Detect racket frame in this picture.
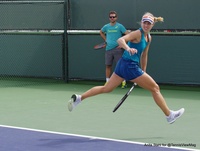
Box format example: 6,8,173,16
94,42,106,49
112,83,136,112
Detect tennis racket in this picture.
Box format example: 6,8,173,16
94,42,106,50
113,83,136,112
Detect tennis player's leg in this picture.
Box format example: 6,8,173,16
133,73,170,115
68,73,123,111
132,72,184,124
82,73,123,100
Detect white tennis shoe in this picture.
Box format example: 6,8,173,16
68,94,81,112
166,108,185,124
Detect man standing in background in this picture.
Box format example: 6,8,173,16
100,11,130,88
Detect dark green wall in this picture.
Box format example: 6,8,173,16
0,1,64,78
0,34,63,78
68,34,200,85
68,35,105,80
148,35,199,85
69,0,200,30
0,2,64,29
68,0,200,85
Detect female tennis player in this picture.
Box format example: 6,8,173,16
68,12,184,124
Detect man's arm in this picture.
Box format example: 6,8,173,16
100,30,106,42
124,30,131,35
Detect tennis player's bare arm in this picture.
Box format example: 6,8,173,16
117,30,141,55
140,35,152,72
140,45,149,72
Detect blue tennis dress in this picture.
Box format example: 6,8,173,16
115,28,150,80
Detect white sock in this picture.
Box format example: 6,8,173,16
74,95,81,106
166,110,173,118
106,78,110,82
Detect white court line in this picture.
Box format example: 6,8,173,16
0,124,198,151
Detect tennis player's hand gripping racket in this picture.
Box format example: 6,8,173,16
113,83,136,112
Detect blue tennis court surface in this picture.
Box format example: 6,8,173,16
0,125,196,151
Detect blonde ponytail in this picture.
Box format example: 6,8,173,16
142,12,164,24
154,17,164,22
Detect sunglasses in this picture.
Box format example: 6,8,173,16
109,16,116,18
